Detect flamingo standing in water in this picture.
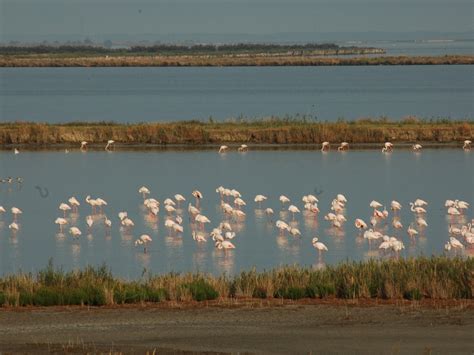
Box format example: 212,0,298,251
69,226,82,238
254,195,267,208
59,203,71,217
354,218,367,230
135,234,152,253
391,200,402,213
11,207,22,221
413,144,422,151
219,145,229,153
68,197,80,212
382,142,393,153
321,142,330,152
463,140,471,150
279,195,290,206
105,140,115,151
174,194,186,207
138,186,150,199
215,239,235,250
80,141,88,150
55,217,68,232
192,190,203,207
312,237,328,255
237,144,248,152
337,142,349,151
288,205,300,220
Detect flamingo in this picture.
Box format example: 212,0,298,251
69,226,82,238
449,237,464,250
382,142,393,153
289,227,301,237
265,208,274,218
414,199,428,207
219,222,232,231
55,217,68,231
80,141,88,150
412,144,422,151
391,200,402,212
105,140,115,151
192,231,207,243
392,220,403,229
164,198,176,206
118,211,128,221
215,240,236,250
278,195,290,206
219,145,229,153
14,148,20,155
416,217,428,228
59,203,71,217
195,214,211,229
174,194,186,207
336,194,347,204
234,198,246,209
9,222,19,231
276,220,289,235
312,237,328,255
68,196,80,212
135,234,152,253
85,195,98,213
11,207,22,221
410,203,426,214
138,186,150,199
288,205,300,220
237,144,248,152
407,225,418,237
449,225,462,235
321,142,330,151
254,195,267,207
337,142,349,151
86,215,93,230
0,206,6,214
121,217,135,228
370,200,383,209
463,140,471,150
354,218,367,230
447,207,461,216
104,215,112,228
165,205,176,215
192,190,203,207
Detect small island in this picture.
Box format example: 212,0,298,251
2,42,473,67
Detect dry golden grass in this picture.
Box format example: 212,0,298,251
0,118,472,146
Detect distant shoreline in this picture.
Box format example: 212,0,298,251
1,54,473,67
0,118,472,147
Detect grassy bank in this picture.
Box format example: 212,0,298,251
1,54,473,67
0,118,472,146
0,257,472,307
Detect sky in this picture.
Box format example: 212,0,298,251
0,0,473,42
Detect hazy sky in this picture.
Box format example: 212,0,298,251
0,0,472,42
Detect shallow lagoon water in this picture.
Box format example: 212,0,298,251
0,149,473,279
1,65,473,122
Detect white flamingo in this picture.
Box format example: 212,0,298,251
312,237,328,255
321,141,330,151
219,145,229,153
135,234,152,253
105,140,115,151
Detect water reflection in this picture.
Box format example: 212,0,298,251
0,149,472,278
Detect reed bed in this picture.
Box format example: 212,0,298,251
0,117,472,146
1,54,473,67
0,257,471,307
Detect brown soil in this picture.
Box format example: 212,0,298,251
0,300,473,354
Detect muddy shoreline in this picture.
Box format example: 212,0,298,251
0,302,472,354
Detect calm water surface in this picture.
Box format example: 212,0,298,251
0,149,472,278
1,66,473,122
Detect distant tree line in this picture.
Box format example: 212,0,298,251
0,43,379,56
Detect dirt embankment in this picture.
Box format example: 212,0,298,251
1,54,473,67
0,302,472,354
0,121,472,146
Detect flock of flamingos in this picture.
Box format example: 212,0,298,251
1,138,472,266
